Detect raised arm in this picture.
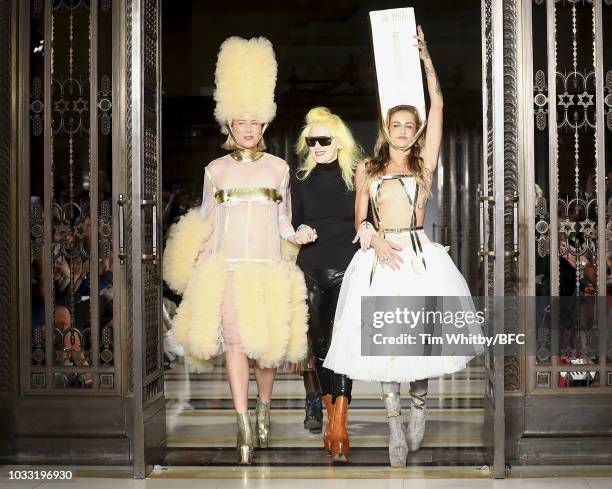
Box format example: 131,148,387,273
417,25,443,174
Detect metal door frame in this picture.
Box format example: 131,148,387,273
121,0,165,477
481,0,521,478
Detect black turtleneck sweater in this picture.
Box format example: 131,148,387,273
290,159,358,270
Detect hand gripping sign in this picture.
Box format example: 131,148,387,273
369,8,426,150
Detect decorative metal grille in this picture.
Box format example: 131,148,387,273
529,0,611,391
25,0,116,392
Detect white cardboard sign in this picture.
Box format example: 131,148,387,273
369,8,426,127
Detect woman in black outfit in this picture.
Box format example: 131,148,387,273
291,106,362,463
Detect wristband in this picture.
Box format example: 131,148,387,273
280,227,295,240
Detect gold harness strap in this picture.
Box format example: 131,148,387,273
214,187,282,204
397,177,427,272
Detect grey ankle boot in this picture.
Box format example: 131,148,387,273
381,382,408,468
407,384,428,452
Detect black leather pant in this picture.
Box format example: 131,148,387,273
303,268,353,403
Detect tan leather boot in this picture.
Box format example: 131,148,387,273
322,394,334,452
330,395,349,464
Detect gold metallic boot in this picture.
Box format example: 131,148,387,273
236,411,254,464
255,397,271,448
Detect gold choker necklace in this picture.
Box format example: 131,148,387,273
230,148,264,163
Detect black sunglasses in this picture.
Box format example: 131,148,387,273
305,136,333,147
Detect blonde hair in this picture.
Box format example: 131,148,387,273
295,107,362,190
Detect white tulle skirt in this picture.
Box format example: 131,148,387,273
324,229,481,383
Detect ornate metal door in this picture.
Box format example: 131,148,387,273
12,0,164,475
517,0,612,463
485,0,612,468
20,0,122,395
524,0,612,393
17,0,134,411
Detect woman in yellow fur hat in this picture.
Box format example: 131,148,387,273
163,36,313,465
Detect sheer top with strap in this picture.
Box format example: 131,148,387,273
198,153,294,264
369,174,430,272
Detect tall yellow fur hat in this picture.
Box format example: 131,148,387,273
213,36,278,134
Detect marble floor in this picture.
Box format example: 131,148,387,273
3,360,611,483
163,357,487,467
1,474,612,489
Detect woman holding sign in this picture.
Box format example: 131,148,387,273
324,25,478,468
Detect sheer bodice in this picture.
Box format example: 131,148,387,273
369,174,428,231
199,153,294,264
